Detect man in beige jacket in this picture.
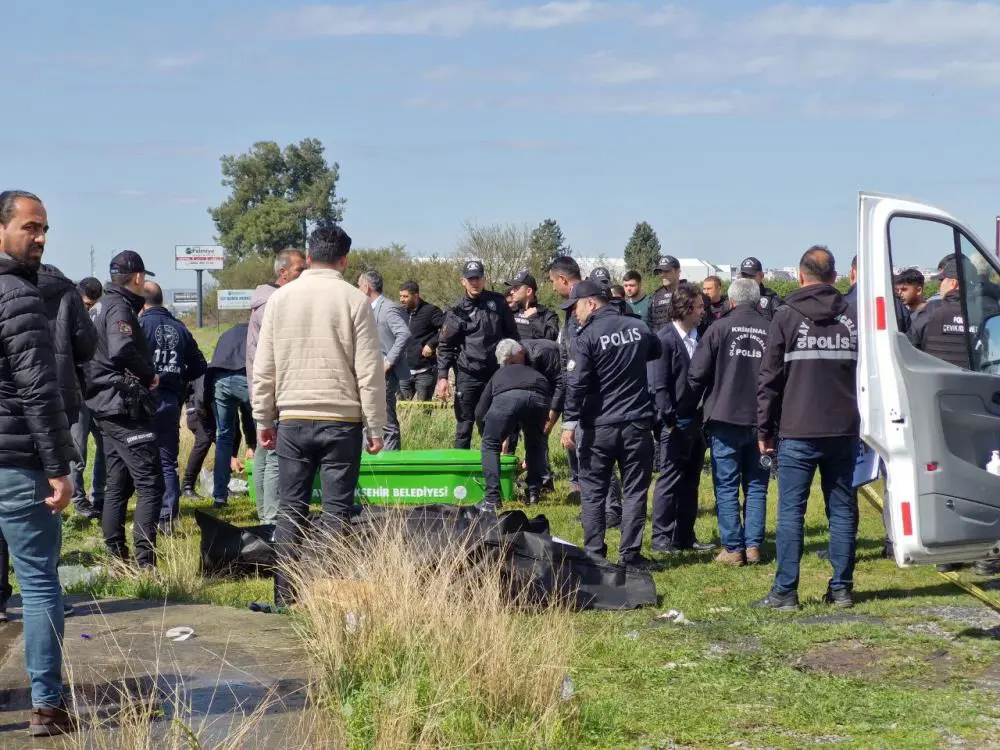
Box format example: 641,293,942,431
252,224,386,607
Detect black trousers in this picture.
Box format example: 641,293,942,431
273,419,363,607
578,421,654,560
182,416,214,491
453,372,488,449
97,415,165,568
651,422,706,549
480,390,548,505
399,370,435,402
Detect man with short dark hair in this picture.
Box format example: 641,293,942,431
507,268,559,341
622,270,649,320
360,269,411,451
646,255,681,332
78,276,103,315
755,246,860,611
651,283,714,554
84,250,162,569
845,255,910,332
548,256,585,501
436,260,520,448
738,257,783,321
141,281,206,533
253,224,385,607
398,281,444,402
246,248,306,523
701,275,727,322
0,190,78,735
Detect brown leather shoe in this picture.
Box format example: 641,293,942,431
29,704,78,737
715,549,746,566
746,547,762,565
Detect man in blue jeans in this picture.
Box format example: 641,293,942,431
688,278,771,566
206,322,251,508
755,246,860,611
0,189,78,736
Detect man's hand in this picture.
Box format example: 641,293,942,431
384,360,392,374
150,374,160,390
522,306,537,319
45,476,72,514
246,447,255,460
366,435,384,455
560,428,576,451
758,438,776,456
543,410,559,436
435,378,451,401
230,457,245,474
501,438,511,455
259,427,277,451
421,344,434,358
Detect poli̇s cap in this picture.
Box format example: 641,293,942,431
110,250,155,278
935,254,978,281
740,257,763,276
462,260,485,279
655,255,680,272
589,266,612,285
561,279,609,310
507,268,537,290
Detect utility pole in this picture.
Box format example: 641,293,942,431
90,245,95,277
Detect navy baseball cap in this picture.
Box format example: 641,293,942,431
935,254,977,281
561,279,609,309
462,260,485,279
110,250,155,277
740,257,763,276
655,255,680,272
507,268,537,290
589,266,612,285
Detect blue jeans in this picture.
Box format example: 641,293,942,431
774,437,859,594
71,403,106,510
213,373,249,504
0,467,64,707
154,392,181,521
707,423,769,551
253,443,281,524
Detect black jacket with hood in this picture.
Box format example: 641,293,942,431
757,284,859,441
37,264,98,425
0,255,76,476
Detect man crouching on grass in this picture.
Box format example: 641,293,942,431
252,225,386,609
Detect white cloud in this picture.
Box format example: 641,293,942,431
153,54,204,71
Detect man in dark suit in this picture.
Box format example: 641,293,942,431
359,270,411,451
651,283,716,554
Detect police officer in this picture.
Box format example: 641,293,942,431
561,280,662,569
738,257,783,321
140,281,206,534
646,255,681,332
754,246,859,610
688,278,770,566
436,260,520,448
475,339,552,511
508,269,559,341
83,251,163,568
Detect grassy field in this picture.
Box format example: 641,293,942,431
54,324,1000,748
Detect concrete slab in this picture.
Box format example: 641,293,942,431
0,596,316,748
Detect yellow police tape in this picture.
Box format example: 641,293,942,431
396,400,451,410
858,484,1000,615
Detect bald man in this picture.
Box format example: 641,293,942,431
140,282,206,533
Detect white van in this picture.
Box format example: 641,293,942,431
857,193,1000,569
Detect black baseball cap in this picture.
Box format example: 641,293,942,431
561,279,609,310
110,250,154,277
462,260,485,279
935,254,977,281
589,266,612,285
655,255,680,272
507,268,537,290
740,257,763,276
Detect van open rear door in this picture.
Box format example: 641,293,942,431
857,192,1000,567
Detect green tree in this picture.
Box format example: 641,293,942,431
208,138,345,261
623,221,662,276
528,218,570,273
456,222,532,291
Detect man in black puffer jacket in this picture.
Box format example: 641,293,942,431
0,190,77,736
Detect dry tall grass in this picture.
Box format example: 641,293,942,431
285,513,578,749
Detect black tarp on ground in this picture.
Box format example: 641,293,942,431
195,505,658,611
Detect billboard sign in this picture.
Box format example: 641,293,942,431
175,245,225,271
217,289,253,311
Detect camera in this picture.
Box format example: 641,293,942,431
760,453,778,478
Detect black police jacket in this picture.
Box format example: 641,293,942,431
437,290,519,380
688,304,769,427
652,323,701,427
0,255,76,477
908,290,1000,370
513,302,559,342
405,299,444,372
140,306,207,402
563,306,661,428
84,284,156,419
757,284,858,442
522,338,564,413
646,286,674,332
756,285,784,322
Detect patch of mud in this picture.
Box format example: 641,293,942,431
795,640,890,679
798,614,885,626
920,606,1000,630
703,637,762,660
906,622,955,640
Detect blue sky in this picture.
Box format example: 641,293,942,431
5,0,1000,290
